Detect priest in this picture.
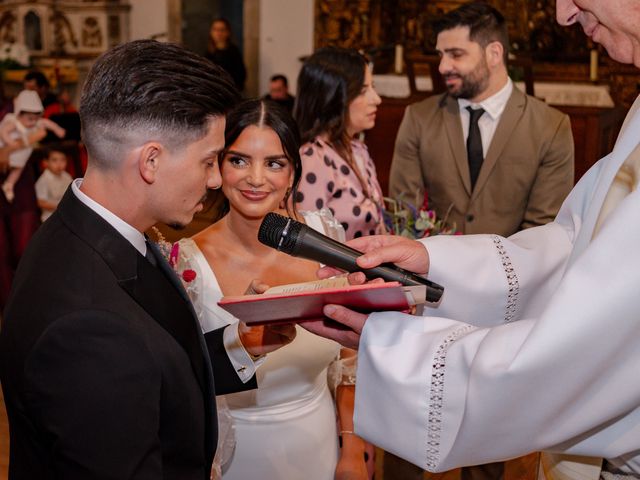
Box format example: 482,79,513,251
302,1,640,478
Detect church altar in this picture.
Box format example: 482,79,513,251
366,76,626,196
372,74,615,108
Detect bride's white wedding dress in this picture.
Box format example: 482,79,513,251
177,210,343,480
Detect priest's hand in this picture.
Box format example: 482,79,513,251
238,279,297,357
301,304,368,350
316,234,429,280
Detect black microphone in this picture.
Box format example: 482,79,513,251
258,212,444,304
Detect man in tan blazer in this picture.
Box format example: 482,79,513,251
389,4,573,479
389,3,574,237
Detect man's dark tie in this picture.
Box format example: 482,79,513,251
145,241,158,267
466,106,486,190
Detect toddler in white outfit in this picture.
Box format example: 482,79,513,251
1,90,65,202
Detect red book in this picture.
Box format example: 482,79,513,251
218,278,425,325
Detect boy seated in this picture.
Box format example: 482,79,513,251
35,148,72,222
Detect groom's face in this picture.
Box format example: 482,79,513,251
153,117,225,229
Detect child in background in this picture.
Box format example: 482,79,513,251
35,148,72,222
1,90,66,202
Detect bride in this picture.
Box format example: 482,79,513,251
175,99,368,479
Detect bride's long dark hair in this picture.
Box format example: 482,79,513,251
210,98,303,222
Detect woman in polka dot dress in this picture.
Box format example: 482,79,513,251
294,47,385,241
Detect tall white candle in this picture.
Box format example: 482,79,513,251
590,49,598,82
395,44,403,74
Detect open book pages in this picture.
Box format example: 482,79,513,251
264,277,426,306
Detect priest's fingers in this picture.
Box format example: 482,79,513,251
323,305,366,335
352,237,429,275
316,269,384,286
345,233,407,252
317,265,345,279
299,318,361,350
299,305,367,349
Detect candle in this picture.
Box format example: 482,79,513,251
590,49,598,82
394,44,403,74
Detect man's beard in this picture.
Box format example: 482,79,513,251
444,57,491,100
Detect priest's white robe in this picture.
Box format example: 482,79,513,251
353,96,640,476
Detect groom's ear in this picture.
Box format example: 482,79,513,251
138,142,163,184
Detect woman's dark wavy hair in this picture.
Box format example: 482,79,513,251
293,46,368,160
211,98,303,221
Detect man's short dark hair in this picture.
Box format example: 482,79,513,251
24,70,50,89
79,39,240,169
433,2,509,63
270,74,288,87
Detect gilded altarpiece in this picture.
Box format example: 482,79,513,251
314,0,639,108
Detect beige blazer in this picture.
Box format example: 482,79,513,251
389,88,574,236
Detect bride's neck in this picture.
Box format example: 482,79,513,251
222,211,275,255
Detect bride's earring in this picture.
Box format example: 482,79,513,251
279,186,292,209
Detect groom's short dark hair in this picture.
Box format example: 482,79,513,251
80,39,240,169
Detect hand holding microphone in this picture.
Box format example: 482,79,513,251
258,212,444,304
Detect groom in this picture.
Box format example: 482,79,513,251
0,40,295,479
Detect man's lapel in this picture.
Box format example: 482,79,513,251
120,256,208,392
471,88,525,201
57,186,219,466
147,240,216,391
57,190,208,393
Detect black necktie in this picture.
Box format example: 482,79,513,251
145,241,158,267
466,106,486,190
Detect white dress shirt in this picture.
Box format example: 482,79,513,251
458,78,514,158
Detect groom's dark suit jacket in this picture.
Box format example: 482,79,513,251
0,188,256,480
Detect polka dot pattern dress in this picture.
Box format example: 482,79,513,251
296,137,385,240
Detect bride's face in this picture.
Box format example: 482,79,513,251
220,125,293,220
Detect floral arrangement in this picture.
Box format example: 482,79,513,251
382,192,458,239
151,227,198,286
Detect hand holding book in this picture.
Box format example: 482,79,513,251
236,279,298,356
218,276,426,325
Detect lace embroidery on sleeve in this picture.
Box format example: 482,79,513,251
491,235,520,323
426,324,475,470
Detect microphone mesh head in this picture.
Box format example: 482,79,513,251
258,212,303,254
